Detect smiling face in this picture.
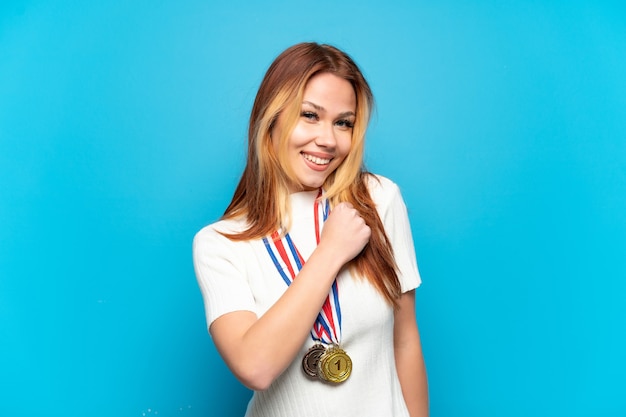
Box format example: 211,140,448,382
273,72,357,192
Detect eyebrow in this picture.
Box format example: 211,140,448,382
302,101,355,118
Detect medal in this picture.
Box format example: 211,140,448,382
302,344,325,378
317,345,352,383
264,191,352,384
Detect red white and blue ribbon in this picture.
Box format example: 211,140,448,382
262,191,341,346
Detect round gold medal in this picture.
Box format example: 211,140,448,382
302,344,325,378
317,346,352,383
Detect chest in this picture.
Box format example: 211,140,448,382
241,235,394,344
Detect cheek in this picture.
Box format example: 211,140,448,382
271,122,282,153
287,122,311,148
337,132,353,156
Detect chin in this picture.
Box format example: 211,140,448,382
299,183,322,191
298,179,325,191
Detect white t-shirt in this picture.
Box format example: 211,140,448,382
193,174,421,417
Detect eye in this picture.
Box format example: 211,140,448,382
301,111,319,121
335,119,355,129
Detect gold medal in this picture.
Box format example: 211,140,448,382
302,344,325,378
317,345,352,383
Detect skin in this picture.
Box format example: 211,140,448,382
210,72,428,415
395,290,429,416
275,72,356,193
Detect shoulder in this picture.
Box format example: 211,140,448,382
192,217,255,286
193,217,249,251
364,173,421,291
192,218,258,327
363,173,412,224
364,173,402,205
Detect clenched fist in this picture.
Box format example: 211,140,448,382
319,202,371,266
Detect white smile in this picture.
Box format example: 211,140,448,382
302,153,331,165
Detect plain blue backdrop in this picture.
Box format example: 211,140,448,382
1,1,625,416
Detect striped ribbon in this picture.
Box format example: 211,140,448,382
262,190,341,345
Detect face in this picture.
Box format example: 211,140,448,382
273,72,357,192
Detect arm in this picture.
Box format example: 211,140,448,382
394,290,429,417
208,203,370,391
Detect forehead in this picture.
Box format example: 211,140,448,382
303,73,356,112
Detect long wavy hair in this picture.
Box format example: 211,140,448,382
222,42,401,306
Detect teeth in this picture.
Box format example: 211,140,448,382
303,153,331,165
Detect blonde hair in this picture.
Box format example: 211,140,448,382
223,42,401,306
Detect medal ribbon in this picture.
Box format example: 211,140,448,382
262,190,341,346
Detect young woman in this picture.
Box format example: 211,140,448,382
193,42,428,417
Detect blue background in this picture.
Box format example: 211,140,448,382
1,1,625,416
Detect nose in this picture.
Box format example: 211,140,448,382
314,122,337,149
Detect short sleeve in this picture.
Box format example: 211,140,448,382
369,176,422,293
192,224,256,330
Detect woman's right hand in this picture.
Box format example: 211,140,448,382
318,202,371,266
202,202,371,391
